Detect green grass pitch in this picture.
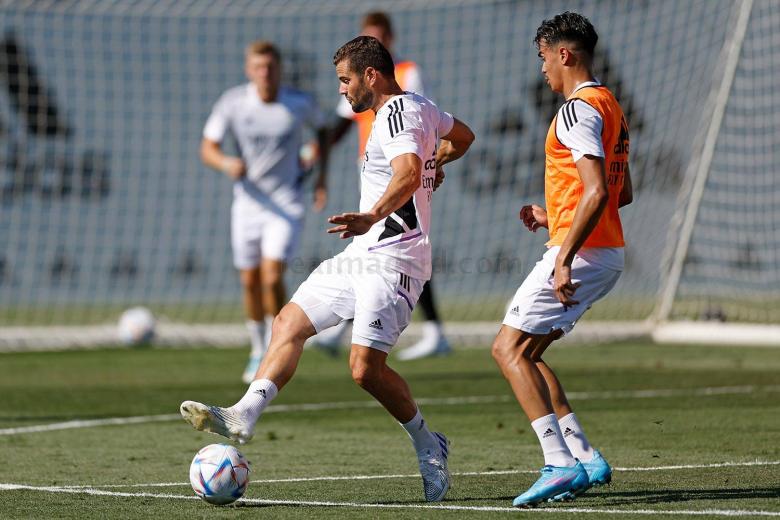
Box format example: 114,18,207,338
1,341,779,518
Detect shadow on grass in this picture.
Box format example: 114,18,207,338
587,487,780,504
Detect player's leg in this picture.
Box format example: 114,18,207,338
180,302,316,444
232,207,269,383
492,326,578,465
530,334,589,459
260,259,286,315
495,249,592,506
180,254,349,444
348,344,416,422
348,343,450,501
492,325,588,507
259,210,301,351
397,279,452,361
526,257,624,496
350,270,450,502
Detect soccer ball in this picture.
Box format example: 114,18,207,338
189,444,250,505
116,306,156,345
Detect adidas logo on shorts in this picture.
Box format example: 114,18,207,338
368,319,383,330
509,306,520,316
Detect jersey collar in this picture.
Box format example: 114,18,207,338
376,92,409,113
247,83,283,105
569,79,601,98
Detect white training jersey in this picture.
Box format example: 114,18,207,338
555,81,605,163
203,83,325,218
344,92,454,280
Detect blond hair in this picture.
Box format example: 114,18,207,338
245,40,281,62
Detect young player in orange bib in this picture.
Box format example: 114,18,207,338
491,12,633,507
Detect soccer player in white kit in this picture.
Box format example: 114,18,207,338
200,41,330,383
181,36,474,502
313,10,452,361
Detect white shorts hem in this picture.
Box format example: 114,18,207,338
351,335,393,353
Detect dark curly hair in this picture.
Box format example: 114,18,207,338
534,11,598,57
333,36,395,77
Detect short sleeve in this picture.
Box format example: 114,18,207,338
376,102,425,162
203,93,232,142
438,110,455,137
336,95,356,120
556,99,604,162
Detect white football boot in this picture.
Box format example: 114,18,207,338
398,322,452,361
180,401,254,445
418,431,451,501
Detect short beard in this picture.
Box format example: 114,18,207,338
349,84,374,113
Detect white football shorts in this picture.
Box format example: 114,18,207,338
503,246,623,336
290,251,425,352
231,199,302,269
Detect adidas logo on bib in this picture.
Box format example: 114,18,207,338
368,319,383,330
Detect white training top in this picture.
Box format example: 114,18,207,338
343,92,454,280
203,83,325,218
555,81,605,163
335,60,425,120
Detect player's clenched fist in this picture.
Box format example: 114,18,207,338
519,204,548,232
221,157,246,180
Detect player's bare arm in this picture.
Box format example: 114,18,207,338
313,127,330,211
619,164,633,208
519,204,548,232
328,152,421,239
554,154,609,306
433,118,474,191
200,138,245,180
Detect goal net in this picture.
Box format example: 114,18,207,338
0,0,775,349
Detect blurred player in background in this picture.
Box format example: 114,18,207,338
491,12,633,507
313,11,451,360
200,41,330,383
182,35,474,502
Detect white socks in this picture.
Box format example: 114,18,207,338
246,320,266,357
401,409,438,456
558,412,595,462
231,379,278,424
531,413,576,467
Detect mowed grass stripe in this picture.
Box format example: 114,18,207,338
2,384,778,436
1,483,779,516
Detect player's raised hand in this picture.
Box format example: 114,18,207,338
519,204,548,232
433,166,445,191
221,157,246,180
327,212,377,239
552,264,581,307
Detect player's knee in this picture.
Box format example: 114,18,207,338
239,270,261,291
349,359,381,389
271,307,305,344
261,270,282,289
492,335,534,366
491,336,513,366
